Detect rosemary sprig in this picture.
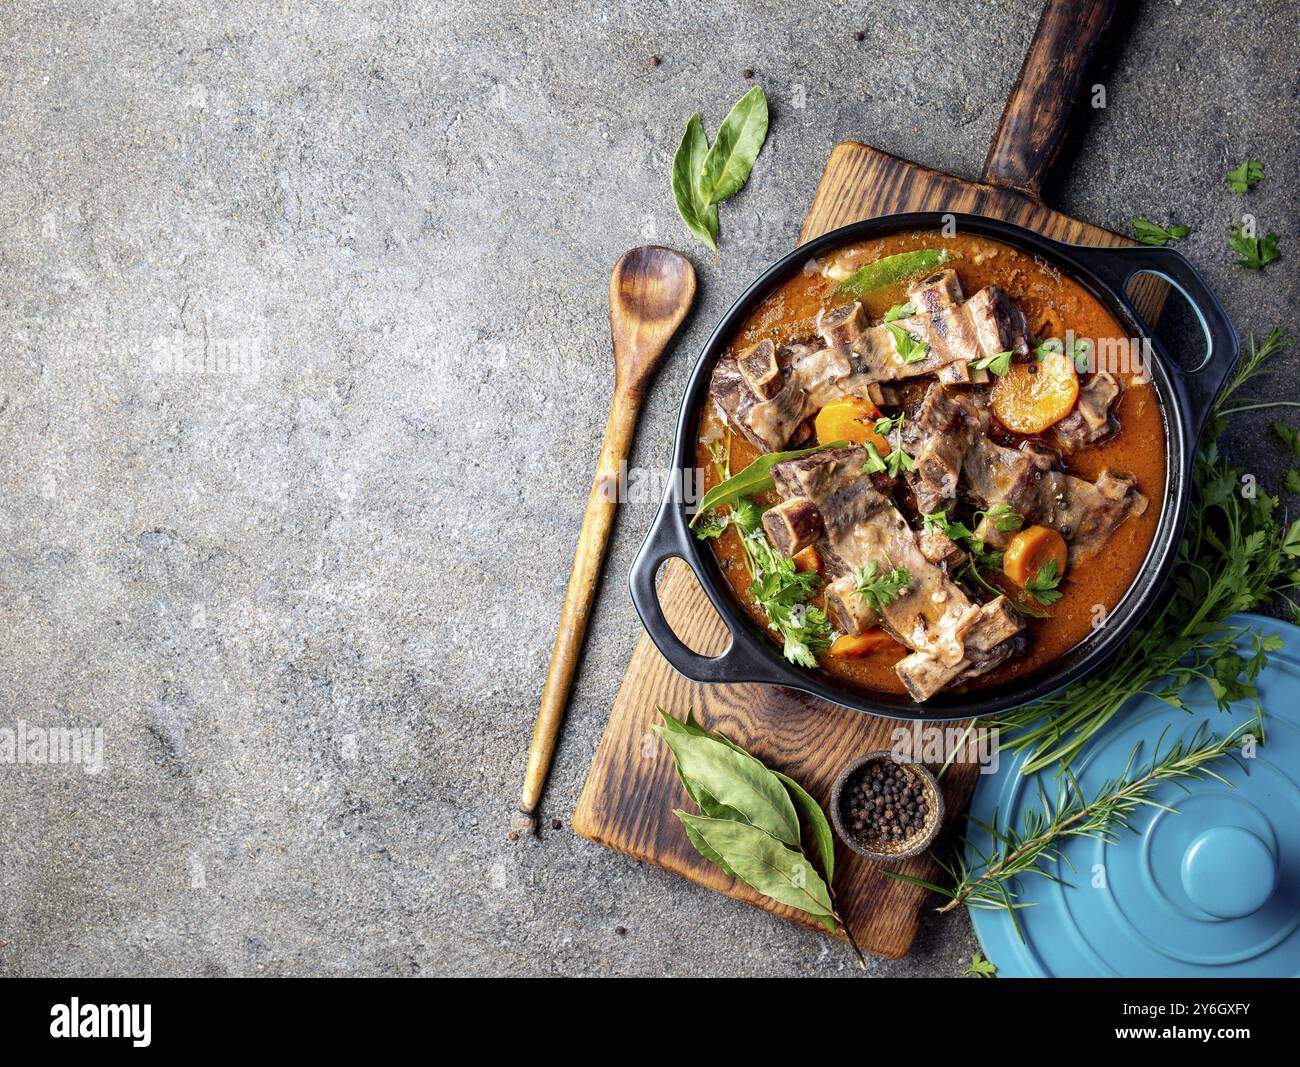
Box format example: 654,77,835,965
890,715,1259,938
994,329,1300,773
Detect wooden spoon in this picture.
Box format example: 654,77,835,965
511,247,697,838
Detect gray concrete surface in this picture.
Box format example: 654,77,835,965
0,0,1295,977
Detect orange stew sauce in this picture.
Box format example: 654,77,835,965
695,230,1166,695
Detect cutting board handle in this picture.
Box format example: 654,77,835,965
981,0,1118,199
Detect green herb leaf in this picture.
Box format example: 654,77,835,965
692,442,845,526
675,811,835,921
698,86,769,207
861,441,888,475
1226,158,1264,193
1024,558,1064,606
1228,225,1280,270
883,301,915,323
977,503,1025,534
886,322,930,364
853,561,912,612
671,113,717,252
1285,469,1300,495
773,771,835,886
885,443,916,478
1272,421,1300,456
964,951,998,978
1033,337,1064,361
1132,218,1190,246
921,509,974,542
970,349,1013,375
655,720,801,847
837,248,952,297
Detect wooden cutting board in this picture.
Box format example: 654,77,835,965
573,0,1162,960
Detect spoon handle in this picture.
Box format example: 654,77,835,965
512,387,641,836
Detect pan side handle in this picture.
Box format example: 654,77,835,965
981,0,1119,199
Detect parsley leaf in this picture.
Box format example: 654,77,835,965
1132,218,1190,246
964,951,997,978
732,503,834,667
693,510,730,539
861,441,887,475
886,322,930,364
885,443,916,478
853,561,912,612
1024,558,1065,606
921,509,974,542
1273,421,1300,456
970,349,1013,375
883,301,915,323
1286,469,1300,495
1033,337,1063,361
1229,225,1280,271
977,503,1025,534
1226,158,1264,193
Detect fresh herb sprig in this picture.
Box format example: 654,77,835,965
657,707,865,967
1024,559,1064,606
671,87,769,255
886,322,930,364
891,716,1259,937
1228,224,1280,271
1226,158,1264,193
869,412,917,477
697,440,834,667
970,349,1013,375
1132,218,1190,247
853,561,912,612
994,329,1300,773
965,951,997,978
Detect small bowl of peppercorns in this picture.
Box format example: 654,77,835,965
830,751,943,862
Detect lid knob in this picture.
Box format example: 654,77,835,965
1180,826,1277,919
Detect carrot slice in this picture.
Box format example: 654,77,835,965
830,628,902,658
793,546,822,574
1002,525,1068,587
814,396,889,454
990,351,1080,434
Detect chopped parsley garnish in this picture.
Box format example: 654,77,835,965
883,301,915,323
970,349,1013,375
1229,225,1280,271
1024,558,1065,606
886,322,930,364
1226,158,1264,193
853,561,912,612
1132,218,1190,246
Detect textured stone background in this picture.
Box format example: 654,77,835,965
0,0,1295,977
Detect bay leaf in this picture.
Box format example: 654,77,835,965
676,812,835,920
698,85,769,207
671,113,718,252
774,770,835,886
654,725,800,847
691,441,845,525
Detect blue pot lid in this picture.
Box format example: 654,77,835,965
968,612,1300,978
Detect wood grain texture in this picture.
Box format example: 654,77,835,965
981,0,1118,197
573,140,1167,960
516,249,695,833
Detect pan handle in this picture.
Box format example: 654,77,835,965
1070,243,1240,440
982,0,1119,198
629,482,786,685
